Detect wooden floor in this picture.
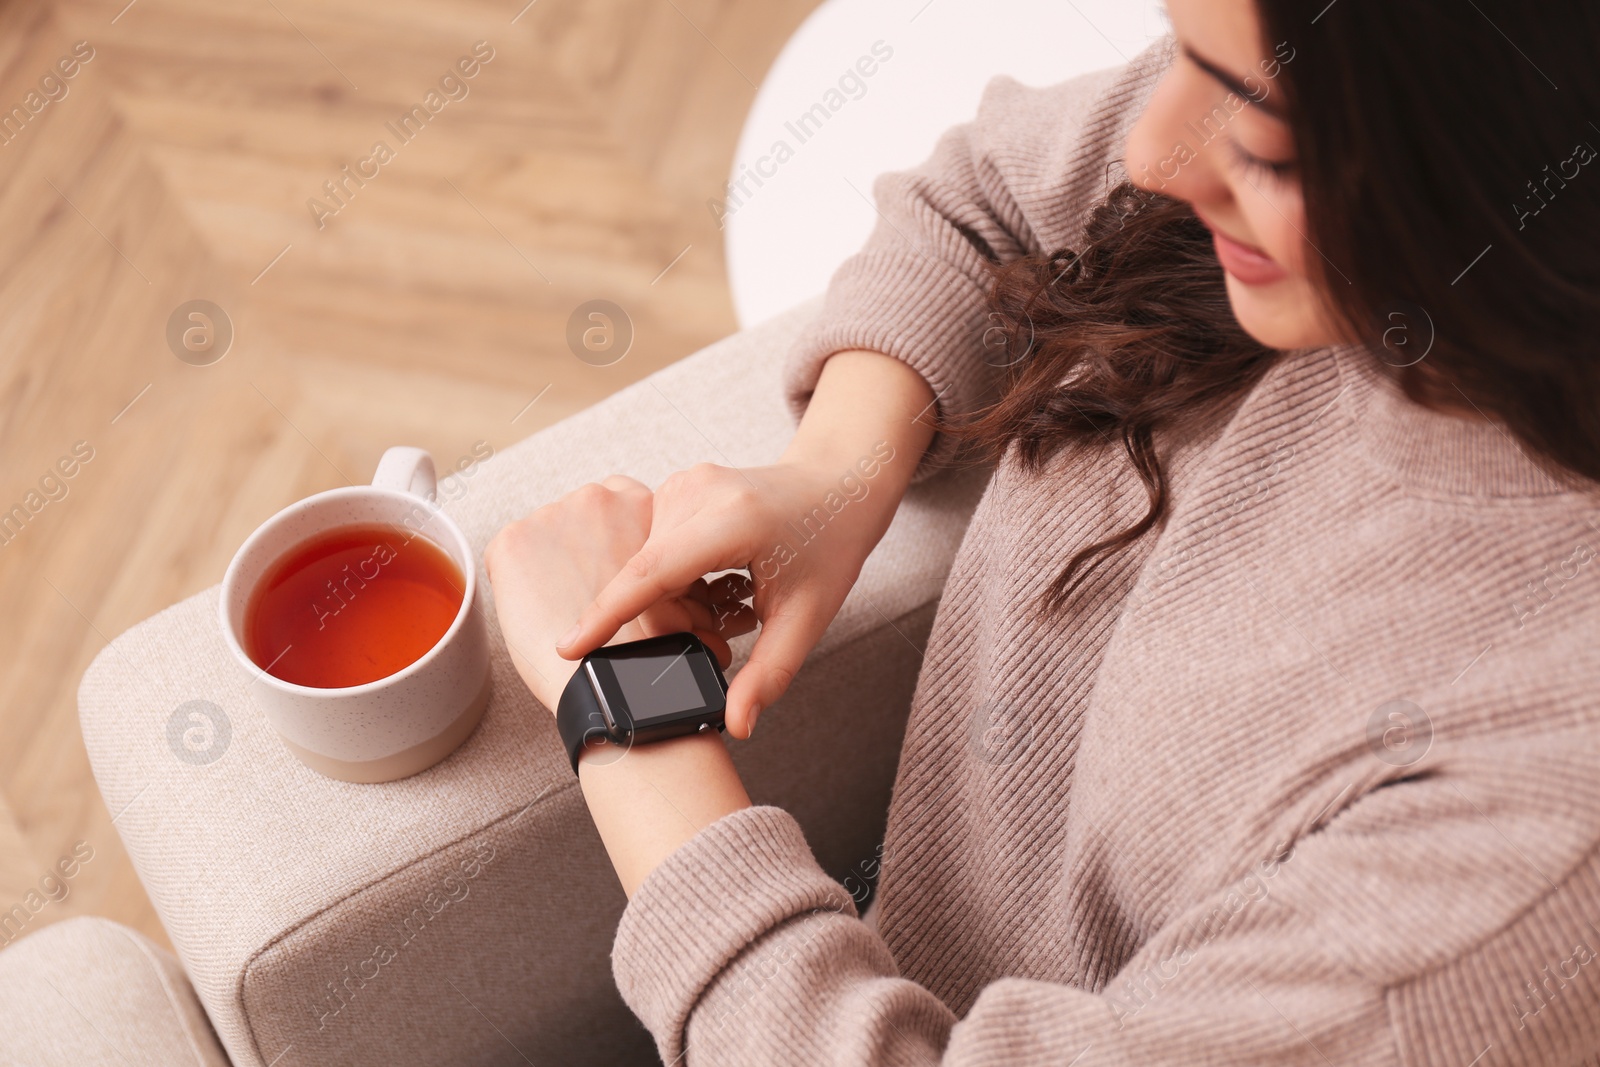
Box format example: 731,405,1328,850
0,0,820,950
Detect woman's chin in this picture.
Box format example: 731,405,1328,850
1223,274,1341,352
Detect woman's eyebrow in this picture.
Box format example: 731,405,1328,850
1180,43,1289,120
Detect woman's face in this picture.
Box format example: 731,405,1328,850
1126,0,1342,351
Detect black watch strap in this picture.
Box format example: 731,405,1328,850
555,665,616,775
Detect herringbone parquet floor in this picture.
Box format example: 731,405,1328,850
0,0,821,949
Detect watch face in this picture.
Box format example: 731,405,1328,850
588,633,726,731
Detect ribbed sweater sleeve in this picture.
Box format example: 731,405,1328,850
779,39,1175,484
613,739,1600,1065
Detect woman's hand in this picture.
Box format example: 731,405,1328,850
482,475,743,713
544,348,935,740
552,454,903,738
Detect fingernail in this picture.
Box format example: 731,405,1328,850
556,624,580,648
748,703,762,733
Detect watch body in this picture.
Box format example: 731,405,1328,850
555,631,729,773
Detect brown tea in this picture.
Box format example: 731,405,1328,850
244,522,465,688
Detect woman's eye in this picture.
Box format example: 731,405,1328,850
1225,138,1298,183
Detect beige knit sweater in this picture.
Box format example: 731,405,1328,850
611,38,1600,1066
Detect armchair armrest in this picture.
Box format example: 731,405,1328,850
0,917,230,1066
77,296,987,1066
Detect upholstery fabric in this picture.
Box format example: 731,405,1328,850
0,916,230,1066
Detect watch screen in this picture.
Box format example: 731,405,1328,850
608,646,706,720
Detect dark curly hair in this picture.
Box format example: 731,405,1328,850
951,182,1276,615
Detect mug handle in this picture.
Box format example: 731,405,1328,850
372,446,438,502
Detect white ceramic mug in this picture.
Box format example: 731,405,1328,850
219,447,491,783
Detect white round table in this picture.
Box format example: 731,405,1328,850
724,0,1170,328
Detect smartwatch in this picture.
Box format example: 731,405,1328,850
555,631,729,774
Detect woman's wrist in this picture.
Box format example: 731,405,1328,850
577,729,752,898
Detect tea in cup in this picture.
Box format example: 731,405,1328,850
218,447,490,783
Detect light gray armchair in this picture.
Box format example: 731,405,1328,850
21,297,989,1066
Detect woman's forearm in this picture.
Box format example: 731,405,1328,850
781,348,937,513
577,732,751,898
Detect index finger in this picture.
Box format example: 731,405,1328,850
556,513,755,657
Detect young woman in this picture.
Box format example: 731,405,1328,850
484,0,1600,1060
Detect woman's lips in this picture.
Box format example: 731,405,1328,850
1196,213,1287,286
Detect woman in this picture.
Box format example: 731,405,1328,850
484,0,1600,1060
